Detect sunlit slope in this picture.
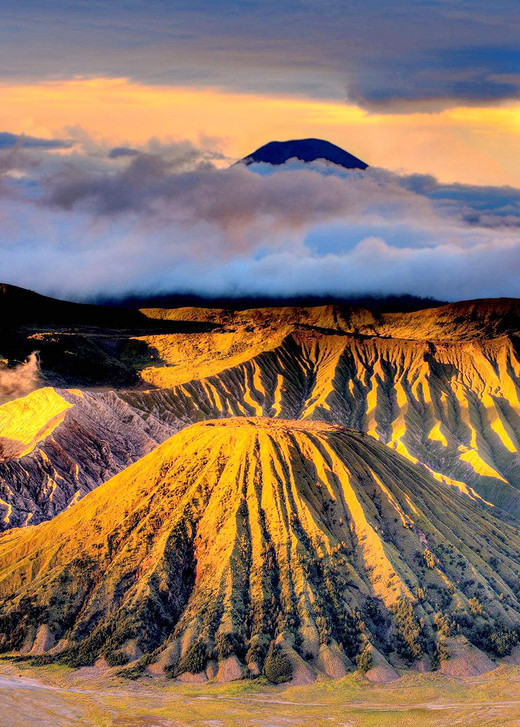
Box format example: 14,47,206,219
4,296,520,531
0,389,174,529
0,388,71,459
135,304,365,387
141,298,520,341
2,418,520,677
135,326,288,387
141,303,374,331
124,330,520,516
376,299,520,340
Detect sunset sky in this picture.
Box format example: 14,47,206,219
1,1,520,301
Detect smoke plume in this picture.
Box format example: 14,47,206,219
0,353,41,403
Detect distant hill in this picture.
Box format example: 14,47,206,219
0,283,216,332
239,138,368,170
2,417,519,680
0,283,144,329
0,283,220,390
108,292,443,313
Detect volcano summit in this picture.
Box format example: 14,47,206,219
239,138,368,170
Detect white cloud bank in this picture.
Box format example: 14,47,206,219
1,138,520,302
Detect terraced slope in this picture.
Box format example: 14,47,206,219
1,419,520,679
3,295,520,529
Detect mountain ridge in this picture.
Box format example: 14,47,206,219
3,291,520,530
2,418,520,680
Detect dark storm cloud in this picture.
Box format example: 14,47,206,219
0,132,73,150
347,45,520,111
108,147,140,159
1,1,520,111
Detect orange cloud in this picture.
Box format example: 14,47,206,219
1,77,520,186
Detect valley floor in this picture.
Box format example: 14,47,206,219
1,662,520,727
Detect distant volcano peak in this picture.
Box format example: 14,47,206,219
240,137,368,170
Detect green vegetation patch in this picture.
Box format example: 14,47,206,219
263,644,293,684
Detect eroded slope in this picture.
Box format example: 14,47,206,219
3,296,520,529
0,388,176,528
1,419,520,678
125,330,520,517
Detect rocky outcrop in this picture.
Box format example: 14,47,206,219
0,388,175,529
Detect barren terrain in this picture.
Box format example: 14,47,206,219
2,661,520,726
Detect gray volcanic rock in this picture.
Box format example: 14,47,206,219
0,389,176,529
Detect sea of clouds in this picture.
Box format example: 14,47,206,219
1,133,520,302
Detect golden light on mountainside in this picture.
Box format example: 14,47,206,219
0,388,72,460
3,0,520,716
3,294,520,684
2,417,520,682
4,298,520,531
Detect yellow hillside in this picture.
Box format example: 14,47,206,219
0,388,72,459
2,418,520,680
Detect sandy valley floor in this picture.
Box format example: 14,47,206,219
2,662,520,727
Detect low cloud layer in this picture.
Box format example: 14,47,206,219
1,135,520,302
0,132,73,150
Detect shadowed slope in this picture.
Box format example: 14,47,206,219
2,418,520,678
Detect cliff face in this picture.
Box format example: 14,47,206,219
126,330,520,516
2,419,519,675
2,298,520,529
0,388,175,528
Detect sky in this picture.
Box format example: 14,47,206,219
1,0,520,301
